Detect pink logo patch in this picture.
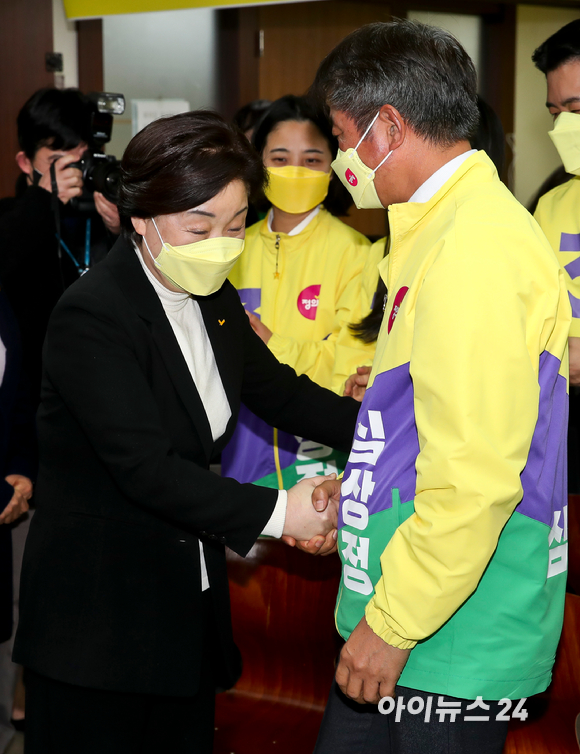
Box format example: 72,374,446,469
345,168,358,187
297,285,321,320
387,286,409,334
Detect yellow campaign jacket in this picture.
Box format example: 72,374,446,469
535,176,580,337
337,152,571,699
229,208,371,393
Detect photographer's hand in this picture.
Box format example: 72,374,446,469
94,192,121,235
37,150,84,205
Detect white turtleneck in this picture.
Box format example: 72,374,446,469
134,245,288,590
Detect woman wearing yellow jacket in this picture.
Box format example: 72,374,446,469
222,96,371,488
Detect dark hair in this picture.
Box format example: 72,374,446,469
232,99,272,135
117,110,267,236
17,88,92,159
471,96,505,175
532,20,580,74
311,20,478,147
252,94,353,217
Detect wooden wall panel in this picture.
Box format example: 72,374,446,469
77,19,104,93
0,0,54,199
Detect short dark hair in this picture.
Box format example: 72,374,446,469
252,94,353,216
532,20,580,75
117,110,267,236
311,20,478,147
471,96,505,175
232,99,272,135
17,88,92,159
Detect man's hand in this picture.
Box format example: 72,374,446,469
344,366,371,402
283,474,339,541
336,616,411,704
246,310,273,345
94,192,121,235
282,476,342,555
37,152,83,205
0,474,33,525
569,336,580,386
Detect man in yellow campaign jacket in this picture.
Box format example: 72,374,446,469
311,20,570,754
533,19,580,387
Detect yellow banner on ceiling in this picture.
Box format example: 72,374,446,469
64,0,316,19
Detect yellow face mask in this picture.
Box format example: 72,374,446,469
265,165,331,214
143,218,244,296
549,111,580,175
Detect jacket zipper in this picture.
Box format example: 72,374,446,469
274,234,281,279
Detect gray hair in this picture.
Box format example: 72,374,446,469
311,19,479,147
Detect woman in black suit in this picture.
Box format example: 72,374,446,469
13,111,359,753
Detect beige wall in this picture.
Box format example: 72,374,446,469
52,0,78,88
514,4,580,208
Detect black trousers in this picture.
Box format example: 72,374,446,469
23,592,218,754
314,681,510,754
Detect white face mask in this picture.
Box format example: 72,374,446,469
331,111,393,209
143,218,244,296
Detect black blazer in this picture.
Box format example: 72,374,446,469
13,237,359,696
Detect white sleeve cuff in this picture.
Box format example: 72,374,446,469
261,490,288,538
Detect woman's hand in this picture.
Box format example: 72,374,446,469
282,477,342,555
246,310,273,344
0,474,33,524
283,474,338,542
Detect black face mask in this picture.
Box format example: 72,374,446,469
32,168,43,187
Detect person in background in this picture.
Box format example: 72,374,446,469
344,95,506,401
12,110,358,754
223,95,371,490
232,100,272,227
311,20,569,753
0,289,36,754
232,99,272,141
532,21,580,494
0,88,120,409
533,21,580,386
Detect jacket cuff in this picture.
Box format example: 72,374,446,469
364,599,418,650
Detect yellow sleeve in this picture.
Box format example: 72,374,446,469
268,234,371,389
365,219,561,648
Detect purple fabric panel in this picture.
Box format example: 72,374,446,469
569,291,580,319
518,351,568,528
237,288,261,319
560,233,580,252
221,404,300,483
565,256,580,281
338,363,419,528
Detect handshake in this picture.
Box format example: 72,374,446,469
281,475,341,556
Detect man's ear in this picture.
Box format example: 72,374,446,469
377,105,406,151
15,151,33,177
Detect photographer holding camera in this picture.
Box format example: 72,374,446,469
0,87,122,409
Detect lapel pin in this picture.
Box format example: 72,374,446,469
218,319,225,326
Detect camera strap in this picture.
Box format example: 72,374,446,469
49,162,66,292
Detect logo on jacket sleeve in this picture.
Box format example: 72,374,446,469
297,285,321,320
387,286,409,334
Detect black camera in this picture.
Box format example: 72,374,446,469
70,92,125,212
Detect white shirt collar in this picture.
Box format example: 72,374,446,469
267,205,321,236
408,149,477,204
